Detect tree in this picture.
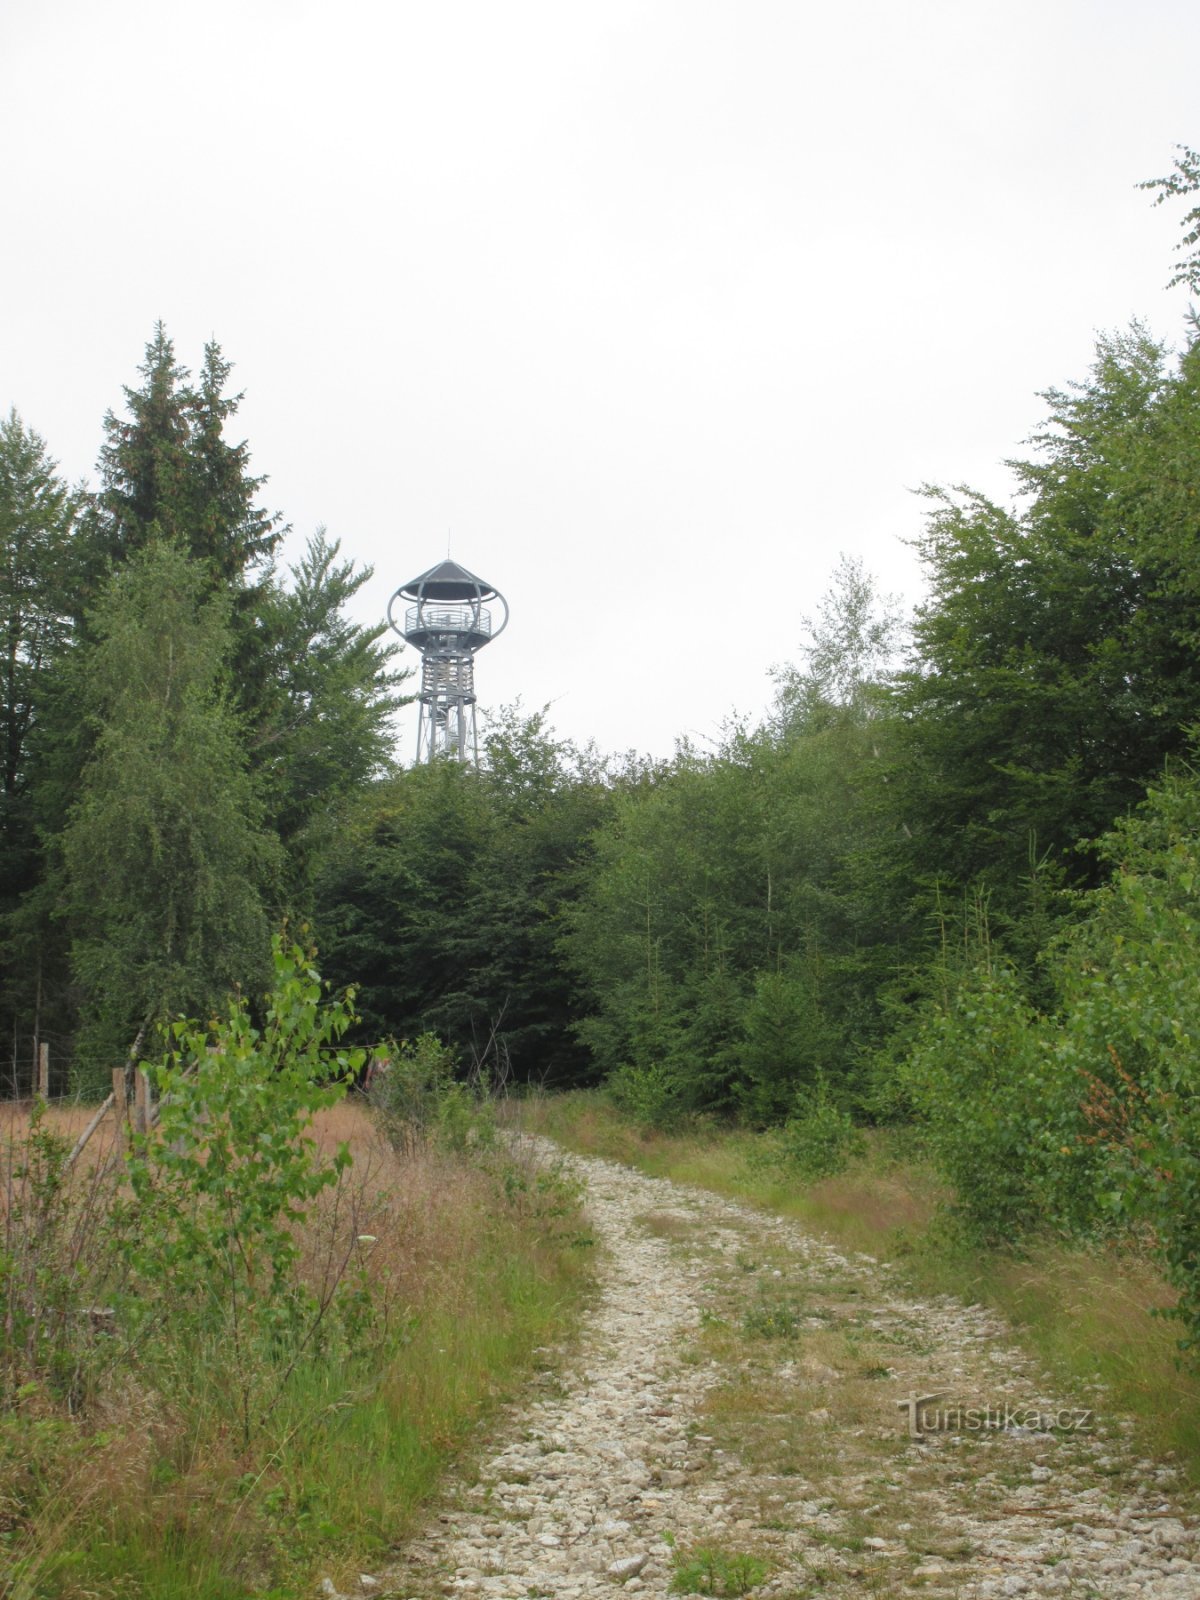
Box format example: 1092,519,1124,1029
88,325,282,598
1140,143,1200,295
890,326,1200,921
315,707,610,1083
60,541,279,1087
0,414,80,1086
770,555,904,733
562,562,910,1122
251,529,408,883
0,413,77,892
87,329,404,892
90,323,191,577
181,341,284,591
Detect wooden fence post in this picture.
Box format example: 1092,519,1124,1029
37,1041,49,1100
112,1067,128,1125
134,1067,150,1134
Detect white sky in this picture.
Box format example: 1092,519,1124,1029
3,0,1197,761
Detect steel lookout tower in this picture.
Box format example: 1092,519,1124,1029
387,558,509,763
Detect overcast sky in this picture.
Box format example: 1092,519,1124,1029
3,0,1198,761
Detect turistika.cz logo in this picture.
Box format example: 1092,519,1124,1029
897,1393,1094,1439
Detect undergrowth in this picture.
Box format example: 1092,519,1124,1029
0,954,591,1599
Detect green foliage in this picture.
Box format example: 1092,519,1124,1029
740,1292,802,1339
607,1059,688,1131
891,325,1200,928
250,528,408,875
0,968,591,1596
896,764,1200,1346
565,561,904,1123
897,958,1085,1241
61,541,279,1087
773,1076,863,1180
0,412,77,829
90,324,281,594
0,328,409,1086
0,412,80,1066
1140,142,1200,294
369,1032,496,1157
122,937,363,1442
739,962,847,1124
316,706,609,1084
1049,766,1200,1341
770,553,903,732
671,1545,769,1596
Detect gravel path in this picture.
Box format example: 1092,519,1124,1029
359,1141,1200,1599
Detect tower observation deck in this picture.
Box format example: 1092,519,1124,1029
387,558,509,764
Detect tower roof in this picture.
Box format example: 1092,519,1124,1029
399,558,498,602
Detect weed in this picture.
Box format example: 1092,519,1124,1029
370,1032,496,1158
671,1544,769,1595
741,1294,803,1340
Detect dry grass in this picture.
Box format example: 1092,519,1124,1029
0,1091,591,1598
0,1101,92,1138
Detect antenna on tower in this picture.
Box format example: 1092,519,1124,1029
386,557,509,765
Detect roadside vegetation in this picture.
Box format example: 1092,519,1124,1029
0,946,590,1599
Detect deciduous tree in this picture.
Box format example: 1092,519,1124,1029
61,541,279,1087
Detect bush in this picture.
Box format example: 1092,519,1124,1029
671,1545,769,1595
606,1059,688,1131
0,1102,129,1409
122,937,364,1442
895,962,1090,1241
1050,769,1200,1343
369,1033,497,1157
739,965,844,1125
892,767,1200,1347
775,1077,863,1179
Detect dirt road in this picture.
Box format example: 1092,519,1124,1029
369,1142,1200,1598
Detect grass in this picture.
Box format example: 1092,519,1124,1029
0,1094,592,1598
526,1089,1200,1480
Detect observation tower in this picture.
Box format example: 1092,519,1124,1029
387,558,509,764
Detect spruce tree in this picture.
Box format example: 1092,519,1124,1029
0,412,77,888
89,324,282,592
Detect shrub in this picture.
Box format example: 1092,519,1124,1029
122,937,364,1441
369,1033,496,1156
895,963,1089,1241
1051,769,1200,1343
739,965,843,1125
671,1545,769,1596
775,1076,863,1179
0,1102,128,1408
606,1059,687,1131
892,767,1200,1347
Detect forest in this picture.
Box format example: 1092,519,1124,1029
4,150,1200,1299
3,145,1200,1591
